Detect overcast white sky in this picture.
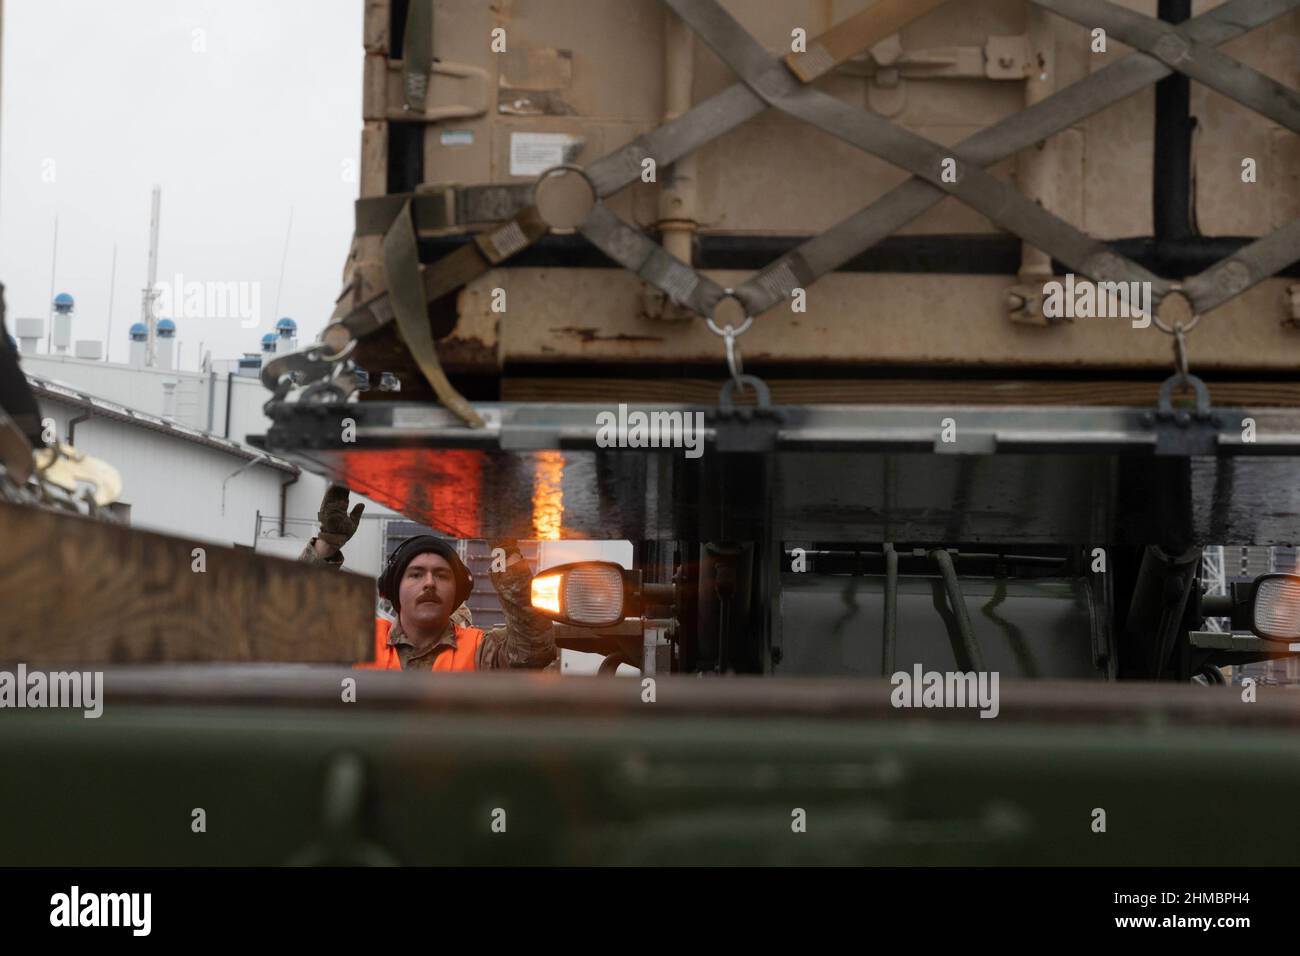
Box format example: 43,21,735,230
1,0,363,366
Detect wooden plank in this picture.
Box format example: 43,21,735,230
0,500,373,665
502,377,1300,407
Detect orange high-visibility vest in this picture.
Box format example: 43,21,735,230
356,616,484,671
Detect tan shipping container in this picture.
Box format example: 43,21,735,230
340,0,1300,405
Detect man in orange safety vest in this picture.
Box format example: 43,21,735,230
302,484,555,671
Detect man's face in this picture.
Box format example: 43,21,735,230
398,552,457,635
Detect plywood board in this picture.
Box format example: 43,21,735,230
0,500,374,665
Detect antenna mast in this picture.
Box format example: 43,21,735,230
141,185,162,367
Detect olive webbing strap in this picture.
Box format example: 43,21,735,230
736,0,1298,317
1035,0,1300,135
401,0,435,112
382,198,486,427
784,0,954,83
665,0,1168,318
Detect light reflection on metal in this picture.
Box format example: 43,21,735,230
339,448,484,538
531,450,564,540
269,441,1300,546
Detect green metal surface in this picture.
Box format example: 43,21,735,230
779,575,1100,679
1,670,1296,866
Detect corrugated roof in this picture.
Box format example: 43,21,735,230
27,374,298,475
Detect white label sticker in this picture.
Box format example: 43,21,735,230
391,406,500,430
509,132,581,177
391,406,450,429
440,129,474,146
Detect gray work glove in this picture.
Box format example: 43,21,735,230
489,538,522,573
490,538,520,558
317,484,365,551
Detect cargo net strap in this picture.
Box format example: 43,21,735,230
290,0,1300,420
643,0,1300,322
479,0,1296,321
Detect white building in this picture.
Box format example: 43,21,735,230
20,334,397,578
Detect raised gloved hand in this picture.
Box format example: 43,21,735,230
489,538,522,571
317,484,365,552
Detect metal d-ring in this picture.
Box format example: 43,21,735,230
719,374,772,409
1156,371,1212,421
1152,284,1202,335
533,163,596,233
1153,319,1214,426
1173,321,1190,385
706,290,754,387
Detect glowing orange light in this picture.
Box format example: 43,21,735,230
531,573,562,615
531,450,565,541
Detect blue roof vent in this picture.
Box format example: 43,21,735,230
129,322,148,340
52,292,75,312
275,317,297,335
156,318,176,336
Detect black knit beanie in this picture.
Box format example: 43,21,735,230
378,536,473,612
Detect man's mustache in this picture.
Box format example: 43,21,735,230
415,590,442,606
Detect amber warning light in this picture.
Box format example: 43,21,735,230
529,562,642,628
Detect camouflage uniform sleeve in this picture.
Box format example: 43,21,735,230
299,539,344,567
475,560,556,670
